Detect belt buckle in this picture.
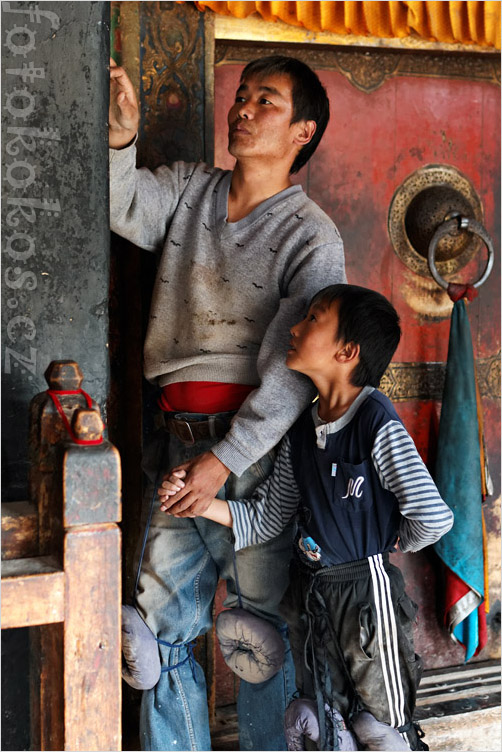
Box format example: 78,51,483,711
180,419,196,445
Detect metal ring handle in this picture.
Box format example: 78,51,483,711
428,216,495,290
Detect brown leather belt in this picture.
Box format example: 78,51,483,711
163,414,232,445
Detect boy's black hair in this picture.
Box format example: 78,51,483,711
240,56,330,174
310,284,401,388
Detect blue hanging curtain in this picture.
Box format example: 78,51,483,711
433,299,487,661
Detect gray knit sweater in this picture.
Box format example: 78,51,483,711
110,144,345,475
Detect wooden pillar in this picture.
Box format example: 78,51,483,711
63,408,121,751
63,525,121,750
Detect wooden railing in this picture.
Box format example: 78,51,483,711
1,361,122,751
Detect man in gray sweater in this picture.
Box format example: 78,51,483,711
110,55,345,750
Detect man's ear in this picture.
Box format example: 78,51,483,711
294,120,316,146
335,342,360,364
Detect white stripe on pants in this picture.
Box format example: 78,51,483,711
368,554,410,746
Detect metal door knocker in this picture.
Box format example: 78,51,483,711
428,215,494,291
388,164,485,278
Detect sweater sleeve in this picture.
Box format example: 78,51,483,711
228,435,301,550
371,420,454,552
109,143,187,252
212,236,346,476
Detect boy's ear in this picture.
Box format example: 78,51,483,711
293,120,316,146
335,341,360,364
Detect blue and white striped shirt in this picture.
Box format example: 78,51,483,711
229,387,453,564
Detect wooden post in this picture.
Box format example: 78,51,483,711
62,407,122,751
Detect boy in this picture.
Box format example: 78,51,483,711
160,284,454,751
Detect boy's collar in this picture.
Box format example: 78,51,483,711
312,386,374,449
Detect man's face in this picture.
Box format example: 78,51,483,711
227,73,302,165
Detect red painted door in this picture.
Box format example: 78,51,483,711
213,46,500,701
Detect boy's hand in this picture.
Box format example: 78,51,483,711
159,470,187,512
109,58,139,148
159,452,230,517
160,470,233,528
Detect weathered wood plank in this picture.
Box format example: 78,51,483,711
64,524,121,751
1,501,38,560
1,557,64,629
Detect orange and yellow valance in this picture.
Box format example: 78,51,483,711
193,1,501,48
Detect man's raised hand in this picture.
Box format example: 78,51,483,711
109,58,139,148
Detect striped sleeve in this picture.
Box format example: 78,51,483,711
371,420,454,552
228,434,301,551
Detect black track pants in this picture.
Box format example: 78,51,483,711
281,553,424,750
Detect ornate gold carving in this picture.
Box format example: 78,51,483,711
477,354,502,400
388,165,483,279
139,1,205,169
380,362,446,402
396,53,501,85
332,50,399,92
380,355,501,402
215,43,500,92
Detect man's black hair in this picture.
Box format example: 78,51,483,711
240,56,330,174
310,284,401,388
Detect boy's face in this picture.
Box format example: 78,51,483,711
227,72,305,165
287,300,343,380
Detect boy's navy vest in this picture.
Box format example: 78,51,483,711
288,390,402,566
